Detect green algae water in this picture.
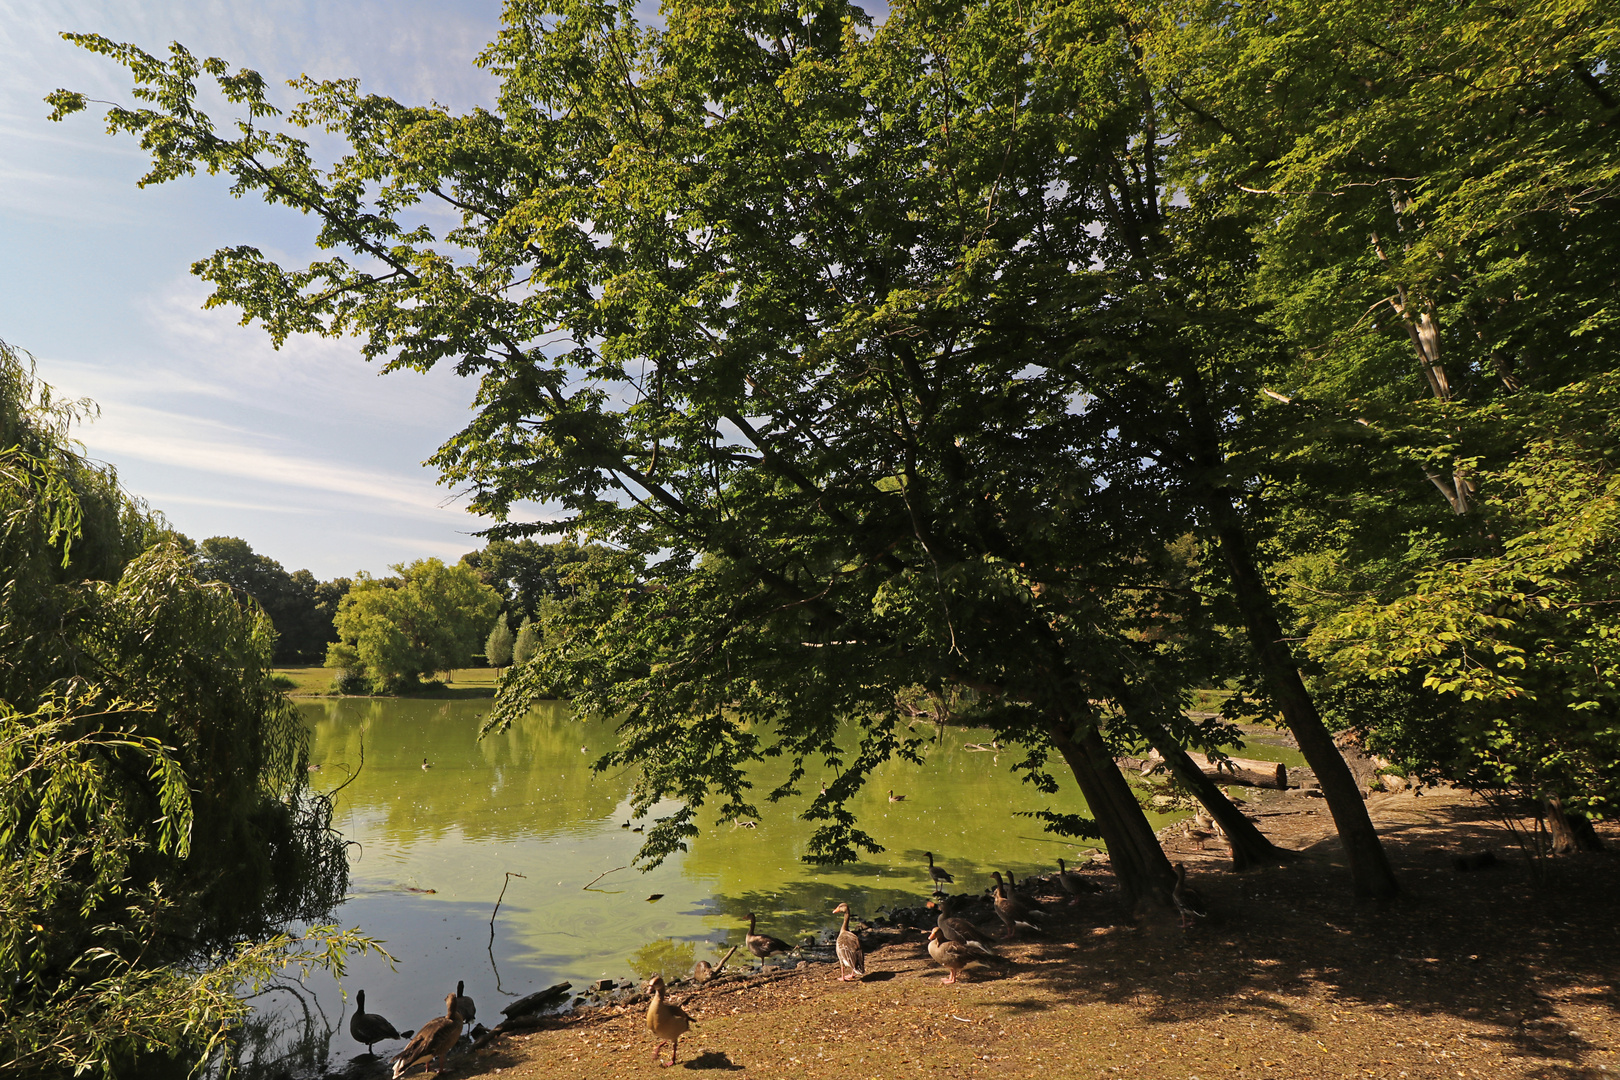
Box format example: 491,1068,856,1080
268,697,1183,1070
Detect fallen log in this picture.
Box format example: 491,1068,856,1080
501,981,573,1020
1135,751,1288,789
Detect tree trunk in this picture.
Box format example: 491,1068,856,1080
1202,490,1399,899
1179,366,1400,900
1115,692,1297,871
1146,740,1297,871
1547,794,1604,854
1046,716,1176,915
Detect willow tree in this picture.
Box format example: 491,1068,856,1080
1,341,366,1076
47,0,1353,904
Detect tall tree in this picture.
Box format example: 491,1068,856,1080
486,611,515,668
53,0,1371,901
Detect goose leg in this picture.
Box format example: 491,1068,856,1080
653,1039,667,1064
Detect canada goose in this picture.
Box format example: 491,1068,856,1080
350,989,412,1054
646,974,696,1067
830,902,866,981
745,912,794,968
1173,862,1208,928
389,993,460,1078
421,757,431,770
927,926,980,984
925,851,954,891
989,872,1045,938
452,979,475,1034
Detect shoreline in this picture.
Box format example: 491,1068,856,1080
372,786,1619,1080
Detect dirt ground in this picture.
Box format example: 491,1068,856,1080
434,788,1618,1080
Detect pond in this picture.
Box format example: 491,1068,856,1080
258,697,1185,1072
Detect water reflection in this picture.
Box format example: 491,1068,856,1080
278,697,1178,1072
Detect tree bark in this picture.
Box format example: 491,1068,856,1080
1547,794,1605,854
1046,716,1176,915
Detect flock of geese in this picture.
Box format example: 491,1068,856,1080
350,853,1209,1072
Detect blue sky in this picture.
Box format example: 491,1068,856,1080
1,1,514,579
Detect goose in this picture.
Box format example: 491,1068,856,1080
926,926,980,985
421,757,432,770
745,912,794,968
1005,869,1046,909
1055,857,1097,904
830,902,866,981
989,872,1045,938
930,895,999,956
924,852,954,892
646,974,696,1067
888,789,906,802
350,989,412,1054
452,979,476,1034
389,993,460,1078
1173,862,1208,928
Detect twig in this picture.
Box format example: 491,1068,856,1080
326,734,363,798
582,865,629,891
490,871,526,948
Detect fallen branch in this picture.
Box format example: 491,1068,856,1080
582,865,629,890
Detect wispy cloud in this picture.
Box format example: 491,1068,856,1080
139,491,320,515
78,402,477,524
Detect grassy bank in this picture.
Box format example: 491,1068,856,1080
273,666,502,698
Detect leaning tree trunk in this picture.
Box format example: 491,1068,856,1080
1201,489,1399,899
1144,724,1297,871
1547,794,1605,853
1113,687,1295,870
1046,716,1176,915
1180,367,1399,900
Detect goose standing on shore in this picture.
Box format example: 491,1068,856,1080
926,926,979,985
389,993,460,1078
930,895,999,956
830,902,866,981
1055,858,1096,903
350,989,412,1054
452,980,476,1034
1173,862,1208,928
745,912,794,968
990,872,1045,938
646,974,696,1067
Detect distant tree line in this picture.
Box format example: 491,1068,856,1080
190,535,349,664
